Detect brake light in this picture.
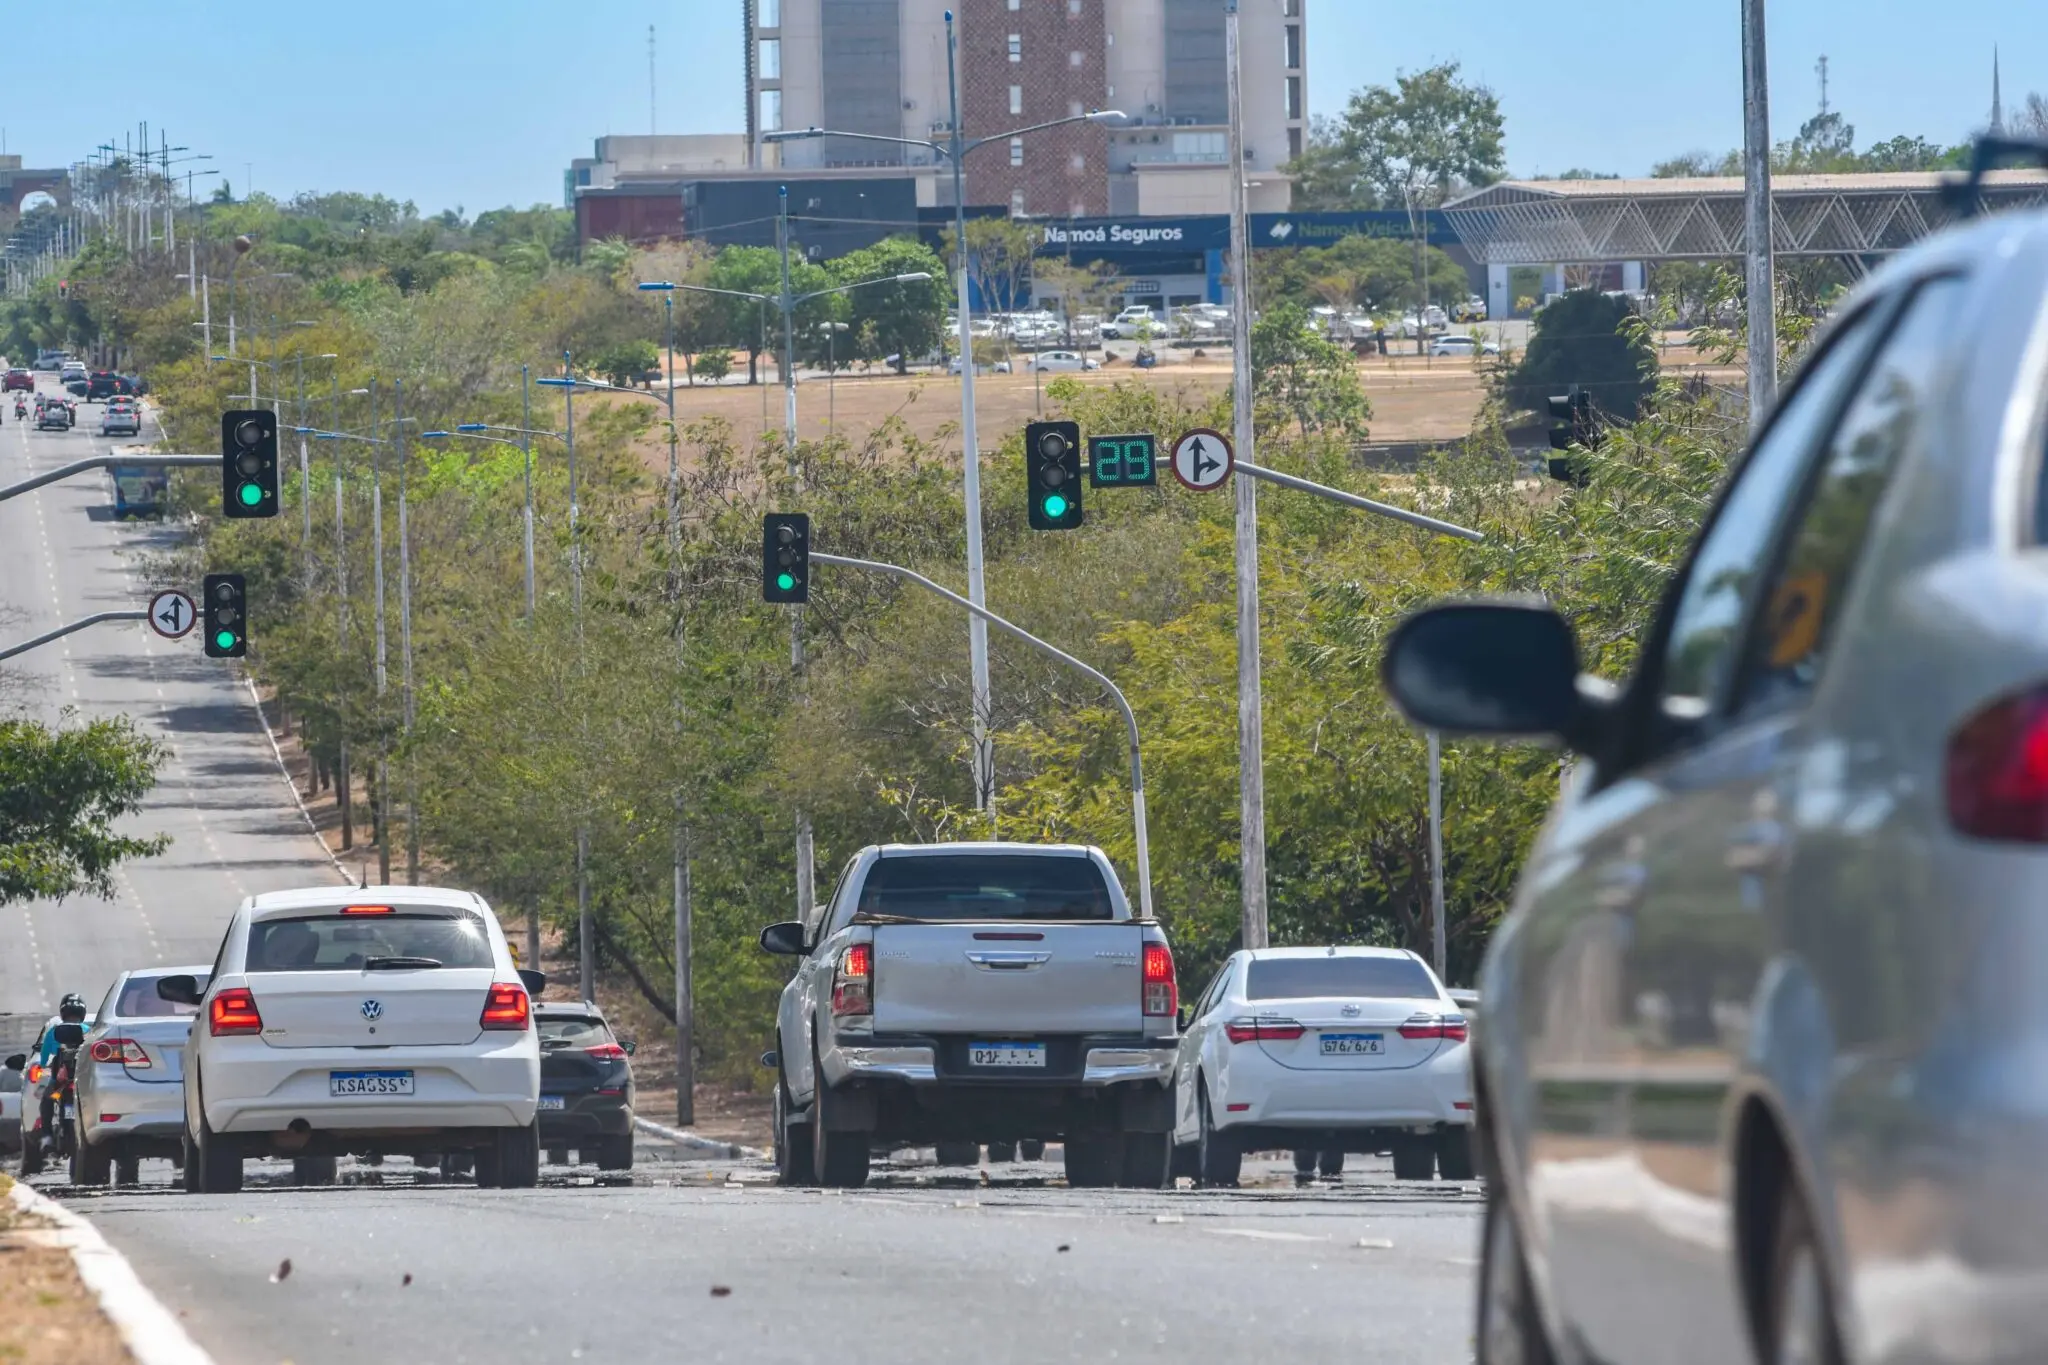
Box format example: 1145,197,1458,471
584,1042,627,1060
26,1063,44,1085
341,904,394,915
1225,1017,1306,1044
1948,688,2048,841
1399,1013,1469,1043
210,989,263,1036
1142,942,1177,1017
481,982,531,1031
90,1038,150,1067
832,942,873,1017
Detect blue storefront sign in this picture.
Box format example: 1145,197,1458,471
1036,210,1459,256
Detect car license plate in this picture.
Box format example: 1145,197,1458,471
537,1095,566,1111
329,1070,414,1097
969,1043,1046,1068
1319,1033,1384,1056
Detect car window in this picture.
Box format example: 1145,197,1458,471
1246,955,1440,1001
856,855,1113,921
1736,278,1965,715
811,858,855,944
116,973,210,1018
244,910,495,971
0,1069,19,1094
538,1016,612,1047
1653,304,1893,725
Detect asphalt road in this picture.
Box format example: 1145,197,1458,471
0,372,348,1036
4,371,1484,1363
49,1148,1483,1365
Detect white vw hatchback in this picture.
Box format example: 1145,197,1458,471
168,886,543,1193
1170,946,1475,1186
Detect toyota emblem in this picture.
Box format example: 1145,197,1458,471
1340,1004,1361,1017
360,999,384,1021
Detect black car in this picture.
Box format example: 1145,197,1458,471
535,1005,636,1169
86,371,133,401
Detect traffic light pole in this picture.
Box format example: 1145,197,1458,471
0,611,147,663
811,551,1153,921
0,454,217,505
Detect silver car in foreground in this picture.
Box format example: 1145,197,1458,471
72,966,211,1186
1382,190,2048,1363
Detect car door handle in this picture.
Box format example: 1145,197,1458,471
964,952,1051,970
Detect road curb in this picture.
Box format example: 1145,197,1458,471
243,675,353,886
5,1179,215,1365
632,1116,768,1161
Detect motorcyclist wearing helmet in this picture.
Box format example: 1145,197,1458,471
34,994,89,1147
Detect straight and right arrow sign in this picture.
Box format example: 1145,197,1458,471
1170,428,1234,492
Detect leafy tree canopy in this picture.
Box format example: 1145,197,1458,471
0,714,169,906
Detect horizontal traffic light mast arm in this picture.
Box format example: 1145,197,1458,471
810,550,1153,922
1237,461,1485,544
0,610,147,663
0,455,219,505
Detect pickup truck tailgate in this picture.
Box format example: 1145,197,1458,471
870,924,1146,1035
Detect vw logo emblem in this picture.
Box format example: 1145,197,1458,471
1340,1004,1361,1017
360,999,384,1021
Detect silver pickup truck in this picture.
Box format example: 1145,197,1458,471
759,842,1179,1190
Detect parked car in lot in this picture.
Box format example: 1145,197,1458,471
1033,351,1100,373
165,885,545,1193
535,1002,636,1169
760,843,1178,1190
1429,334,1500,358
71,966,213,1186
946,355,1011,375
1169,947,1473,1186
1379,187,2048,1365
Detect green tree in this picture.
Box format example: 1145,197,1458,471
1284,63,1506,213
700,246,833,385
594,339,660,388
1503,290,1657,420
0,714,170,905
831,237,951,375
691,349,733,383
1249,302,1372,441
941,218,1042,326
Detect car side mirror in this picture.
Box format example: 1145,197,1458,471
1381,599,1605,747
621,1038,637,1056
517,968,548,997
52,1024,85,1049
156,974,202,1006
3,1054,23,1072
758,921,808,957
1177,1004,1194,1031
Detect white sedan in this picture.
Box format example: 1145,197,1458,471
1169,946,1474,1186
1429,334,1501,357
168,885,543,1192
1033,351,1101,373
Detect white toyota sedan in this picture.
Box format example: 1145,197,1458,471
1169,946,1474,1186
167,886,543,1193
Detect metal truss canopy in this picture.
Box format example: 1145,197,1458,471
1444,170,2048,265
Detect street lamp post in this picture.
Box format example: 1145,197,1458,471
536,358,593,1005
767,20,1123,825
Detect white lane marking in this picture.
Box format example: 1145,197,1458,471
1203,1227,1325,1243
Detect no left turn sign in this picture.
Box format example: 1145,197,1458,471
1170,428,1234,492
148,589,197,641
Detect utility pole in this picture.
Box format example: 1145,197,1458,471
1742,0,1778,424
397,381,419,885
1226,0,1268,951
370,381,391,886
564,351,593,1006
334,373,353,854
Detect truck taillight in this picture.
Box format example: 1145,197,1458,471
210,989,263,1037
832,942,873,1017
1141,942,1176,1018
480,982,531,1031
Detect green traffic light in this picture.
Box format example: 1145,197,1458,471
776,572,796,591
1042,493,1069,519
237,482,264,507
214,630,238,651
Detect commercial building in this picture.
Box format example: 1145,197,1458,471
745,0,1304,216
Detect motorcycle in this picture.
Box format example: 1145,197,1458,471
18,1023,84,1177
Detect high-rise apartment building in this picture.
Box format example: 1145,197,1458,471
744,0,1304,215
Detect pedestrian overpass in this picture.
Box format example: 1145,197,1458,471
1443,169,2048,314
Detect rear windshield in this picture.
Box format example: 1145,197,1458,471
117,974,210,1018
245,911,494,971
1246,956,1440,1001
857,855,1114,921
539,1016,612,1047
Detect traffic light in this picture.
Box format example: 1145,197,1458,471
762,512,810,603
1544,389,1598,484
1025,420,1083,530
203,573,247,658
221,409,280,518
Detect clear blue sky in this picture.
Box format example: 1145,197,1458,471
0,1,2036,215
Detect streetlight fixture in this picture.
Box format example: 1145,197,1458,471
768,10,1125,822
